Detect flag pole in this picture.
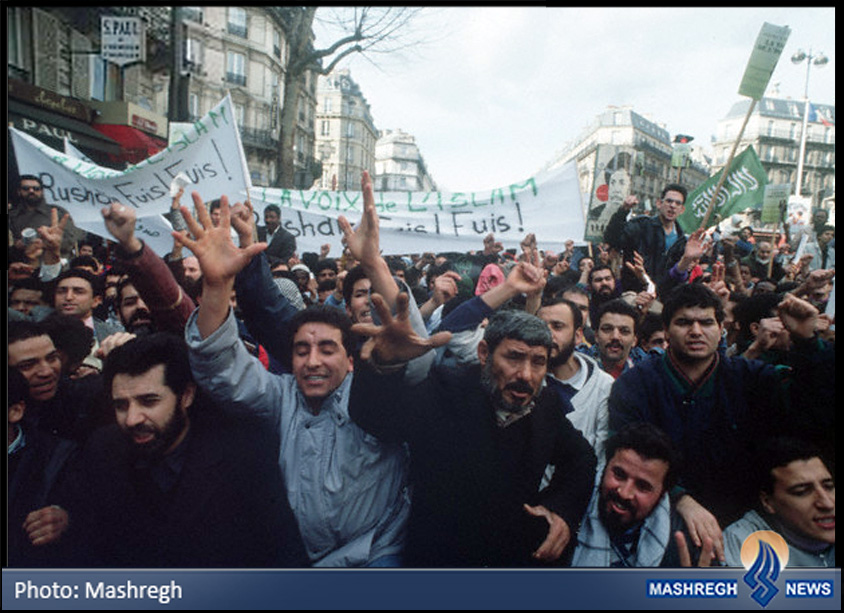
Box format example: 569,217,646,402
700,98,758,229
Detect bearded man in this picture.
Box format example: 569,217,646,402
68,333,306,567
350,303,596,567
537,297,614,463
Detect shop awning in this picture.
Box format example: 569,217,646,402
91,124,167,164
8,100,123,156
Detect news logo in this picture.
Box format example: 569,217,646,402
739,530,835,607
741,531,788,606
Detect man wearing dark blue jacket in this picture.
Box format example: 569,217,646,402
609,283,834,565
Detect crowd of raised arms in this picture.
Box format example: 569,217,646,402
8,172,835,568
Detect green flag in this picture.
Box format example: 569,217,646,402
678,146,768,233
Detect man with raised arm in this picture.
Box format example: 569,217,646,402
229,172,434,381
609,283,834,564
178,191,447,567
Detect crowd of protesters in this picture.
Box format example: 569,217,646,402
8,173,835,568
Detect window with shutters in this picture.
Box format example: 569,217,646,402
33,9,60,91
71,30,90,100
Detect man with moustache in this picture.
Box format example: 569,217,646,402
9,175,84,259
350,304,596,567
257,203,297,263
587,299,640,379
70,333,306,567
100,201,196,336
52,269,124,345
742,240,786,284
609,283,833,564
179,191,434,567
114,279,155,336
571,423,702,567
586,264,621,326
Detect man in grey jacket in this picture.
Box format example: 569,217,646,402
724,437,835,568
178,183,448,567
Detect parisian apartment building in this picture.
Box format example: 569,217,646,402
374,129,436,192
7,6,319,188
314,69,378,191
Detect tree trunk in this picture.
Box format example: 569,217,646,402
277,7,318,188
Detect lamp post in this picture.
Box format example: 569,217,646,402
791,48,828,199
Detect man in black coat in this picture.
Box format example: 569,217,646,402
350,300,596,567
69,333,307,568
257,204,297,263
7,368,77,567
603,183,689,295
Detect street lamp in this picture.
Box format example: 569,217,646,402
790,48,829,199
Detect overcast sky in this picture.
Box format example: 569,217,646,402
314,7,835,192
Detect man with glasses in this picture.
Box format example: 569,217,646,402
10,175,83,259
603,184,689,296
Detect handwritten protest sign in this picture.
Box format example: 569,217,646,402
247,160,584,256
738,22,791,100
13,94,584,257
11,94,250,222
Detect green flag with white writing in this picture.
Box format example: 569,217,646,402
678,146,768,233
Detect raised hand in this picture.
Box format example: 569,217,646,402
678,229,707,272
624,250,648,283
102,202,140,251
431,270,461,307
622,194,639,211
338,171,380,268
37,207,70,265
173,192,266,288
229,199,256,248
777,293,820,340
353,293,452,365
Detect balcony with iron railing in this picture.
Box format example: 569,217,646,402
227,23,248,39
226,72,247,87
757,128,835,145
239,127,278,151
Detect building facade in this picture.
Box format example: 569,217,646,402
7,6,171,169
547,106,710,241
374,129,436,192
314,69,378,191
712,97,835,209
7,6,318,188
177,6,317,187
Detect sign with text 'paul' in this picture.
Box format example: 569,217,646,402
101,16,146,66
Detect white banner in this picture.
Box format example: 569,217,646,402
11,95,250,255
13,95,584,257
247,161,584,256
12,94,250,220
